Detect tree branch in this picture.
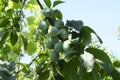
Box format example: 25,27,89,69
36,0,43,9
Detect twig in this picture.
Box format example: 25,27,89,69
36,0,43,9
19,0,27,15
15,52,41,74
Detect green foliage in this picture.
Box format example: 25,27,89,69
0,0,120,80
53,0,64,8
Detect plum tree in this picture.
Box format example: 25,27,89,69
0,0,119,80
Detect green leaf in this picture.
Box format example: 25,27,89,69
0,17,10,27
37,70,50,80
86,48,112,65
44,0,51,8
10,30,18,46
0,31,9,48
53,0,64,8
11,0,22,3
96,59,113,74
0,28,4,41
78,61,89,80
63,57,79,80
80,30,91,45
66,20,83,31
36,61,45,74
26,41,37,55
111,67,120,80
80,26,103,44
21,36,28,51
55,9,63,19
113,61,120,68
14,17,21,32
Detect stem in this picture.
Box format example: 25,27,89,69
36,0,43,9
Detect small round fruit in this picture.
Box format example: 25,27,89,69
54,42,63,52
46,40,54,49
42,7,51,17
48,36,59,45
38,20,48,31
50,50,59,62
42,8,55,18
58,28,69,40
63,40,71,52
54,20,64,28
48,26,58,37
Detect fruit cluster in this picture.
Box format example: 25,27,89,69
37,7,83,62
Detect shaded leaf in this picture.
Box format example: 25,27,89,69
10,30,18,46
0,28,4,40
55,9,63,19
66,20,83,31
11,0,22,3
111,67,120,80
53,0,64,7
63,57,79,80
81,26,103,44
0,17,10,27
96,59,113,74
36,60,45,74
78,60,89,80
37,70,50,80
0,31,9,48
86,48,112,65
44,0,51,8
21,36,28,51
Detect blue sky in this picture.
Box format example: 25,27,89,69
55,0,120,58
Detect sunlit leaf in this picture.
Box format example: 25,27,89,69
53,0,64,8
113,61,120,68
55,9,63,19
44,0,51,8
26,41,37,55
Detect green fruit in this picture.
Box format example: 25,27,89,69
54,42,63,52
48,26,58,37
46,40,54,49
50,50,59,62
49,36,59,45
63,40,71,52
42,7,51,17
38,20,48,31
46,36,59,49
54,20,64,28
42,8,55,18
58,28,69,40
